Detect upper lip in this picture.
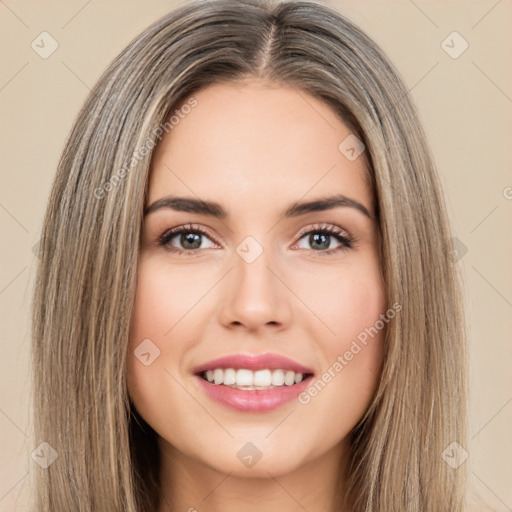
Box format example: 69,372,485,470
192,353,315,375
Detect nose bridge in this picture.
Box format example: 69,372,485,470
235,239,274,292
218,234,291,329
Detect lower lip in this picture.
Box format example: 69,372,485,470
195,374,313,412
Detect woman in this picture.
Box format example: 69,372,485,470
31,0,470,510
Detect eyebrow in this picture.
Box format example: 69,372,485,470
144,194,375,219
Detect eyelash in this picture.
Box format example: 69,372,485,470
157,222,354,256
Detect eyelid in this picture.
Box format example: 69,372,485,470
158,223,219,248
295,222,351,240
291,222,355,255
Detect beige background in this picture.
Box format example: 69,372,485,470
1,0,511,510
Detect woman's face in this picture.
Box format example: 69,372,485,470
127,78,387,478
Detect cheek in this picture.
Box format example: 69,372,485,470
302,254,386,345
128,259,213,349
126,260,197,437
296,256,387,411
129,264,168,347
330,275,386,343
126,261,188,403
331,262,386,374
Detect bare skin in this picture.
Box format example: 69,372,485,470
127,78,386,512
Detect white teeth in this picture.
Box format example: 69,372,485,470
223,368,236,385
213,368,223,385
202,368,308,388
236,369,253,386
253,369,272,387
271,369,285,386
284,370,295,386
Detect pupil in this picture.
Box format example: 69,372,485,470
181,233,201,249
310,233,329,250
309,233,330,249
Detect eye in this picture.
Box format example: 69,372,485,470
157,222,354,256
158,223,218,254
293,223,354,255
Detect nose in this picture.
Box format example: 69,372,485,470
217,245,292,332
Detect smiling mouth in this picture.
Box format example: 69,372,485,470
198,368,314,390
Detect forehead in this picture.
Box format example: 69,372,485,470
147,79,372,213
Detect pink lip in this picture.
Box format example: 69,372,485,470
195,374,314,413
191,353,315,413
191,353,315,374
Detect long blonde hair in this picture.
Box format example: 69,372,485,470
31,0,468,510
